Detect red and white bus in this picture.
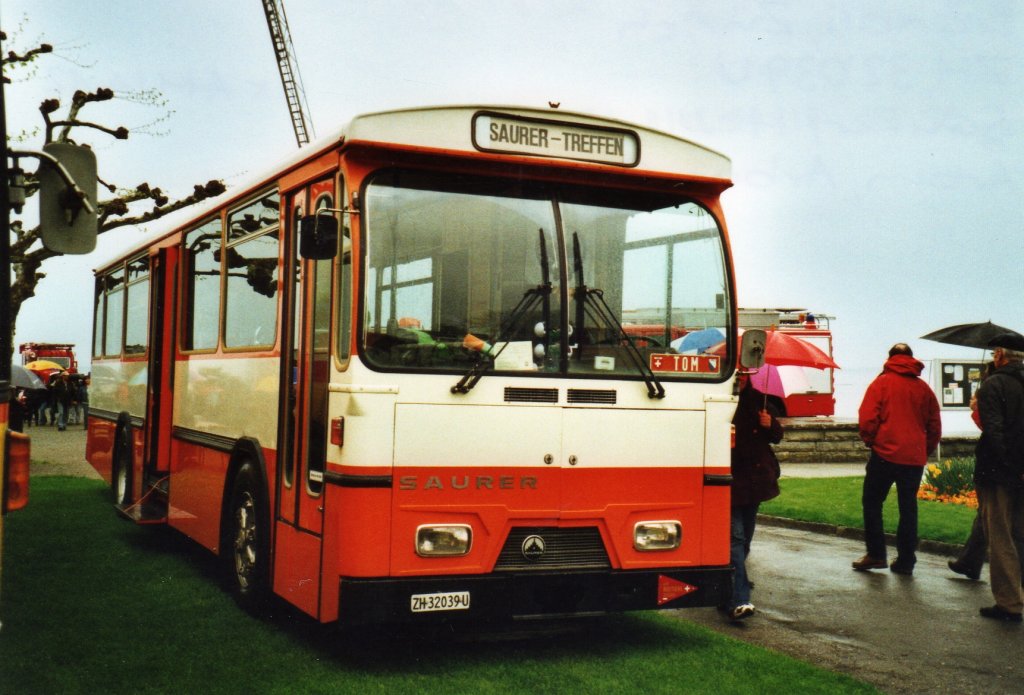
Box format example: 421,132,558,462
86,105,743,626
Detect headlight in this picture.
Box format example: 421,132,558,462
634,521,681,551
416,525,472,557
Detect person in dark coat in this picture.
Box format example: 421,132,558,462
8,388,25,433
726,371,783,621
50,371,73,431
76,376,90,430
947,362,1024,581
24,387,45,426
974,332,1024,622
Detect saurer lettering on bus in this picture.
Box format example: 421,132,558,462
489,122,624,157
489,122,549,148
399,475,539,491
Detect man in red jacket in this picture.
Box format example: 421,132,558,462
853,343,942,575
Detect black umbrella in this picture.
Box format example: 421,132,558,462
990,331,1024,351
920,321,1019,349
11,364,45,390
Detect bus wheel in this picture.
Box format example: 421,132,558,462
113,426,132,506
224,462,270,612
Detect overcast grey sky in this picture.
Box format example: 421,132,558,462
3,1,1022,428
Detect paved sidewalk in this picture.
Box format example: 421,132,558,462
24,424,99,479
782,462,864,478
677,523,1024,695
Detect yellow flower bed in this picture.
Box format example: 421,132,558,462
917,459,978,509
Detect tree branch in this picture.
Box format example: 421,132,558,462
11,179,227,259
58,87,115,141
48,119,128,142
98,180,226,228
1,42,52,81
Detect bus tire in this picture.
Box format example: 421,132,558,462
223,461,271,613
113,425,133,506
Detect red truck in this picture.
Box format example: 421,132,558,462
19,342,78,375
739,308,836,417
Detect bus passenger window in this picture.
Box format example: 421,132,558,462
104,271,125,357
223,231,280,348
224,191,281,349
183,219,223,351
92,277,106,358
124,256,150,355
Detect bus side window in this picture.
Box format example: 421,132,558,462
183,218,224,351
124,256,150,355
223,232,280,348
224,191,281,350
103,270,125,357
93,276,106,358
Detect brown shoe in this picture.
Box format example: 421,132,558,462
852,555,887,571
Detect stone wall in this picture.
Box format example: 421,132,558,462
773,418,980,464
774,419,864,463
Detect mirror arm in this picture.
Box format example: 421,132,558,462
9,149,95,215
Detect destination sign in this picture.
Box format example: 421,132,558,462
649,353,720,374
472,112,639,166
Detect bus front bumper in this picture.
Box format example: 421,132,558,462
337,567,732,626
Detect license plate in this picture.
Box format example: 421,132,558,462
410,591,471,613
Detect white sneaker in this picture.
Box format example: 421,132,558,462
730,603,755,621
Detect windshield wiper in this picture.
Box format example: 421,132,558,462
451,228,551,394
572,232,665,399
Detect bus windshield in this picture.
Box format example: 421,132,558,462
361,170,730,381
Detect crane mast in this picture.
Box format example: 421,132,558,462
261,0,315,147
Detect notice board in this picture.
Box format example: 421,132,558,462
933,359,987,410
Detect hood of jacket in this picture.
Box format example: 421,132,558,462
883,353,925,377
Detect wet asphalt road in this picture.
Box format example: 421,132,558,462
27,428,1024,693
674,521,1024,694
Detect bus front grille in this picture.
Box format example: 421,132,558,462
567,389,617,404
504,387,559,403
494,527,610,571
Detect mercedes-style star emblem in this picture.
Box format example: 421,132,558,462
521,534,546,561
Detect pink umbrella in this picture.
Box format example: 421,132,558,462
749,364,811,399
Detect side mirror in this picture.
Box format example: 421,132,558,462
740,329,766,371
38,142,98,254
299,212,338,260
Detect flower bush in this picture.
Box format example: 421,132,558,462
918,457,978,508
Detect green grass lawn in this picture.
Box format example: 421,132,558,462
762,476,977,545
0,477,878,695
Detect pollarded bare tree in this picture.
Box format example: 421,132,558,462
2,30,226,333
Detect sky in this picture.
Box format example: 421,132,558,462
2,1,1022,431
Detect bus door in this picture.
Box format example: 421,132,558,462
273,178,334,615
143,247,176,494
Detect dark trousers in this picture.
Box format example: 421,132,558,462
862,453,924,564
957,512,988,571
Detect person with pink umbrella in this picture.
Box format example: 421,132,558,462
725,369,785,622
